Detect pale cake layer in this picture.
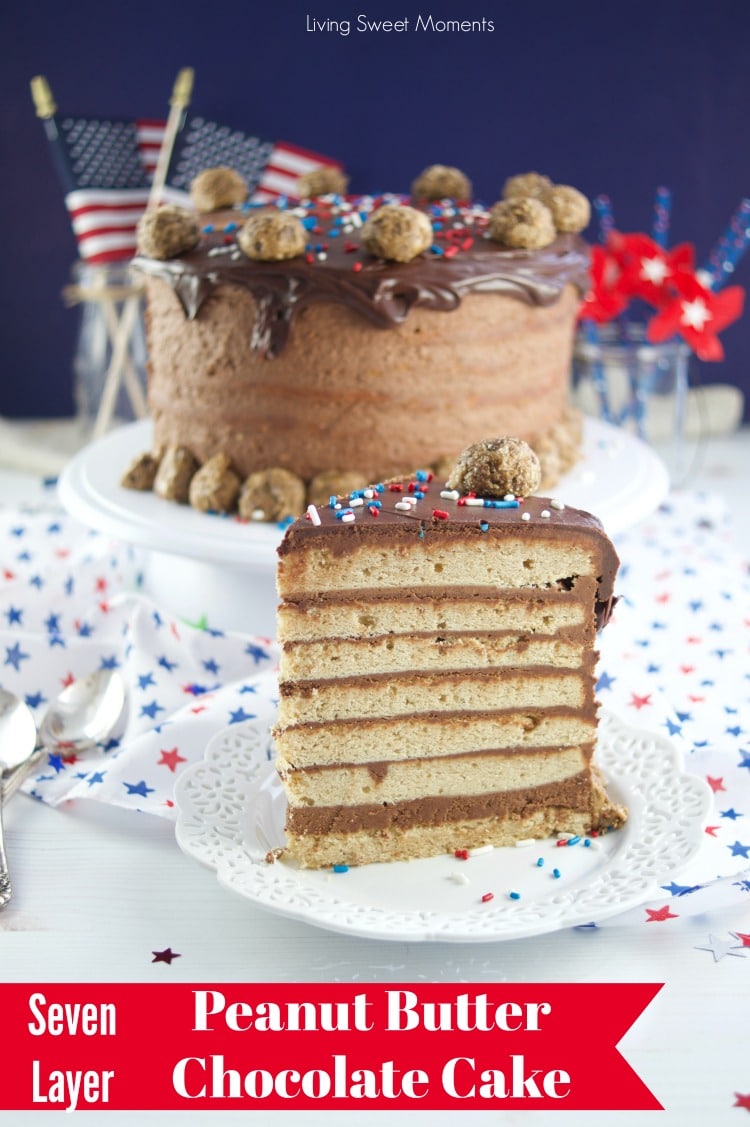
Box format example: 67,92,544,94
278,669,592,726
278,538,601,600
279,631,586,681
277,591,591,644
278,746,590,807
283,769,627,868
274,711,597,768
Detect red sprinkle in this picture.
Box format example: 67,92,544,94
432,509,449,520
352,261,363,273
481,892,494,904
457,498,467,507
223,234,234,245
344,241,358,253
461,237,474,250
454,848,469,860
367,505,380,517
444,245,459,258
388,483,404,492
305,253,315,264
556,839,569,847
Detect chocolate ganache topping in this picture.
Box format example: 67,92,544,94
133,195,590,358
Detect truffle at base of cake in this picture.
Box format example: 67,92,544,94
282,769,626,869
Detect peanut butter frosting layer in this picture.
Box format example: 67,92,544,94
133,195,589,358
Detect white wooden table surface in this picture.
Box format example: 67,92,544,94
1,424,749,1127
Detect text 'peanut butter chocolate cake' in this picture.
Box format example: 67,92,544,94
273,438,626,868
125,166,591,520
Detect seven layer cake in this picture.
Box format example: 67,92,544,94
274,445,625,868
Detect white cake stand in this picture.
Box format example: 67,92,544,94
58,417,668,636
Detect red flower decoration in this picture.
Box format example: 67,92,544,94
578,245,628,323
647,271,745,361
609,233,695,307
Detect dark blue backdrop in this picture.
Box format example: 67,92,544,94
2,0,749,418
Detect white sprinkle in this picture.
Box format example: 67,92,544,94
551,498,565,510
465,497,485,507
231,250,241,260
341,512,356,523
349,497,364,507
541,509,551,519
317,252,327,261
514,838,538,848
557,831,575,840
447,872,470,885
440,490,460,500
504,493,516,502
468,844,494,857
306,504,321,526
522,512,531,521
251,509,266,521
587,838,602,851
394,501,412,511
363,488,375,499
334,503,342,510
207,245,233,257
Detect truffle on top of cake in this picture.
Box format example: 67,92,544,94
127,165,591,519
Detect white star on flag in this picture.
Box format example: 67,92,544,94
640,256,669,284
680,297,713,331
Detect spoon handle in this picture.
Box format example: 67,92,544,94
1,749,44,804
0,794,13,908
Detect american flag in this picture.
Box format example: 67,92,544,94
53,114,341,266
161,115,343,207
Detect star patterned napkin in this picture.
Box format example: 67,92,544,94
0,487,748,929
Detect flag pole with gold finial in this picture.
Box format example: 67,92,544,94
93,67,193,437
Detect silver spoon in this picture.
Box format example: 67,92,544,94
0,691,37,906
0,669,127,907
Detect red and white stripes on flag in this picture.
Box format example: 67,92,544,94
135,119,167,180
252,140,344,203
65,187,151,266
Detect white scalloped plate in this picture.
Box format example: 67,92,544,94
174,711,711,943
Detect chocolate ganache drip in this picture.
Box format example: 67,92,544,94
133,197,590,359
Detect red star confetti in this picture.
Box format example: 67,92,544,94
734,1093,750,1112
731,932,750,947
645,905,679,923
707,776,726,793
157,747,187,772
629,692,652,710
705,826,720,837
152,947,181,965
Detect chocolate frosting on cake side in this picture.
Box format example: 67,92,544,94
133,199,589,358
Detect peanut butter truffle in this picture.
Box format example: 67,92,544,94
412,164,472,201
447,436,542,498
362,204,433,263
153,446,199,503
238,468,306,522
502,171,553,201
188,452,241,513
120,451,161,492
190,167,249,212
136,206,200,260
542,184,591,234
488,197,556,250
237,210,307,262
298,166,349,199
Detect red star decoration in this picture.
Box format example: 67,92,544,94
646,905,678,922
95,577,108,592
190,705,208,714
158,747,187,772
170,622,181,641
705,826,720,837
54,548,71,559
733,1093,750,1112
629,692,652,710
61,672,75,688
152,947,181,965
163,798,174,809
688,694,706,703
609,232,695,307
3,569,15,581
647,271,744,361
98,600,110,614
706,776,726,793
732,932,750,947
578,245,629,323
686,636,702,645
655,592,671,604
680,665,695,674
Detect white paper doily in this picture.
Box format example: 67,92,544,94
174,711,710,943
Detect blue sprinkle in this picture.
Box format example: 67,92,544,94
432,221,444,230
418,525,425,539
552,868,561,879
277,516,295,530
415,470,429,482
536,857,544,867
567,835,581,846
480,521,489,532
336,509,354,521
223,221,238,232
302,216,317,230
484,499,493,508
369,500,382,509
329,495,337,508
508,891,521,901
202,224,214,233
375,483,385,493
430,244,444,256
350,489,365,499
329,228,340,237
333,864,349,873
414,490,425,499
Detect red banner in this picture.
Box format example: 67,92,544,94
0,982,662,1111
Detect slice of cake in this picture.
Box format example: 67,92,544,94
274,438,625,868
